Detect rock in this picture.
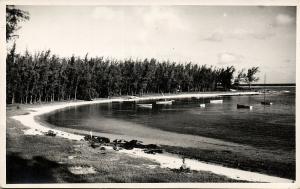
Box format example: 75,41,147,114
45,130,56,137
90,142,100,148
145,144,159,149
84,135,110,143
113,139,127,144
113,145,119,151
122,140,137,150
100,146,106,150
144,149,163,154
95,136,110,143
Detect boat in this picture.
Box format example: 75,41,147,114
261,101,273,105
200,96,206,108
237,104,253,110
210,99,223,104
156,92,173,105
156,100,173,105
137,104,153,108
261,74,273,106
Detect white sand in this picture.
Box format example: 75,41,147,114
119,148,293,183
11,91,294,183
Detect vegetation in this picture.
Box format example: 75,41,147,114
6,5,29,42
6,49,260,104
5,6,260,104
163,145,295,180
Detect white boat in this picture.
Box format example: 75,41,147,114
156,100,173,105
137,104,153,108
237,104,253,110
156,92,174,105
210,99,223,104
200,104,206,108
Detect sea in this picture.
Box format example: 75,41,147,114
45,86,295,152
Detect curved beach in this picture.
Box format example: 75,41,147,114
11,92,294,183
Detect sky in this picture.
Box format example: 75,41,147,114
14,5,296,83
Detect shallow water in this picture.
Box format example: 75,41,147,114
45,87,295,151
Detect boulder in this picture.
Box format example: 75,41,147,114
45,130,56,137
144,149,163,154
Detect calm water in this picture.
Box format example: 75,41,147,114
45,87,295,151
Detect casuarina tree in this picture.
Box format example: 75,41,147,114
245,67,260,89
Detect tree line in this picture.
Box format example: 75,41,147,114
6,45,259,104
6,6,259,104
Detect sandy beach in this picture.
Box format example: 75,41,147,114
12,91,260,141
9,91,294,183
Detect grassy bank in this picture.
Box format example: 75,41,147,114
162,145,295,180
6,105,242,183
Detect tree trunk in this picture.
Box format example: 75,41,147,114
11,93,15,104
74,85,78,100
39,91,42,103
52,92,54,102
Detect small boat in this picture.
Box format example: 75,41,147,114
200,104,206,108
199,96,206,108
156,92,174,105
156,100,173,105
261,101,273,105
137,104,153,109
210,99,223,104
237,104,253,110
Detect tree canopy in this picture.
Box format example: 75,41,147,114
244,67,260,89
6,5,29,42
6,50,251,104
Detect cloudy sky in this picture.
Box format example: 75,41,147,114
15,6,296,83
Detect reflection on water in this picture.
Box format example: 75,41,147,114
46,87,295,151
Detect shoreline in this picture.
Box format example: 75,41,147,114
12,91,260,141
9,91,294,183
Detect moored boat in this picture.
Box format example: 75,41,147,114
237,104,253,110
156,100,173,105
137,104,153,108
261,101,273,105
200,103,206,108
210,99,223,104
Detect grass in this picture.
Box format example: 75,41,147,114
6,105,244,183
163,145,295,180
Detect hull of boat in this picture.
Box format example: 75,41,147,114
137,104,153,108
237,104,253,110
156,101,173,105
210,100,223,104
261,102,273,105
